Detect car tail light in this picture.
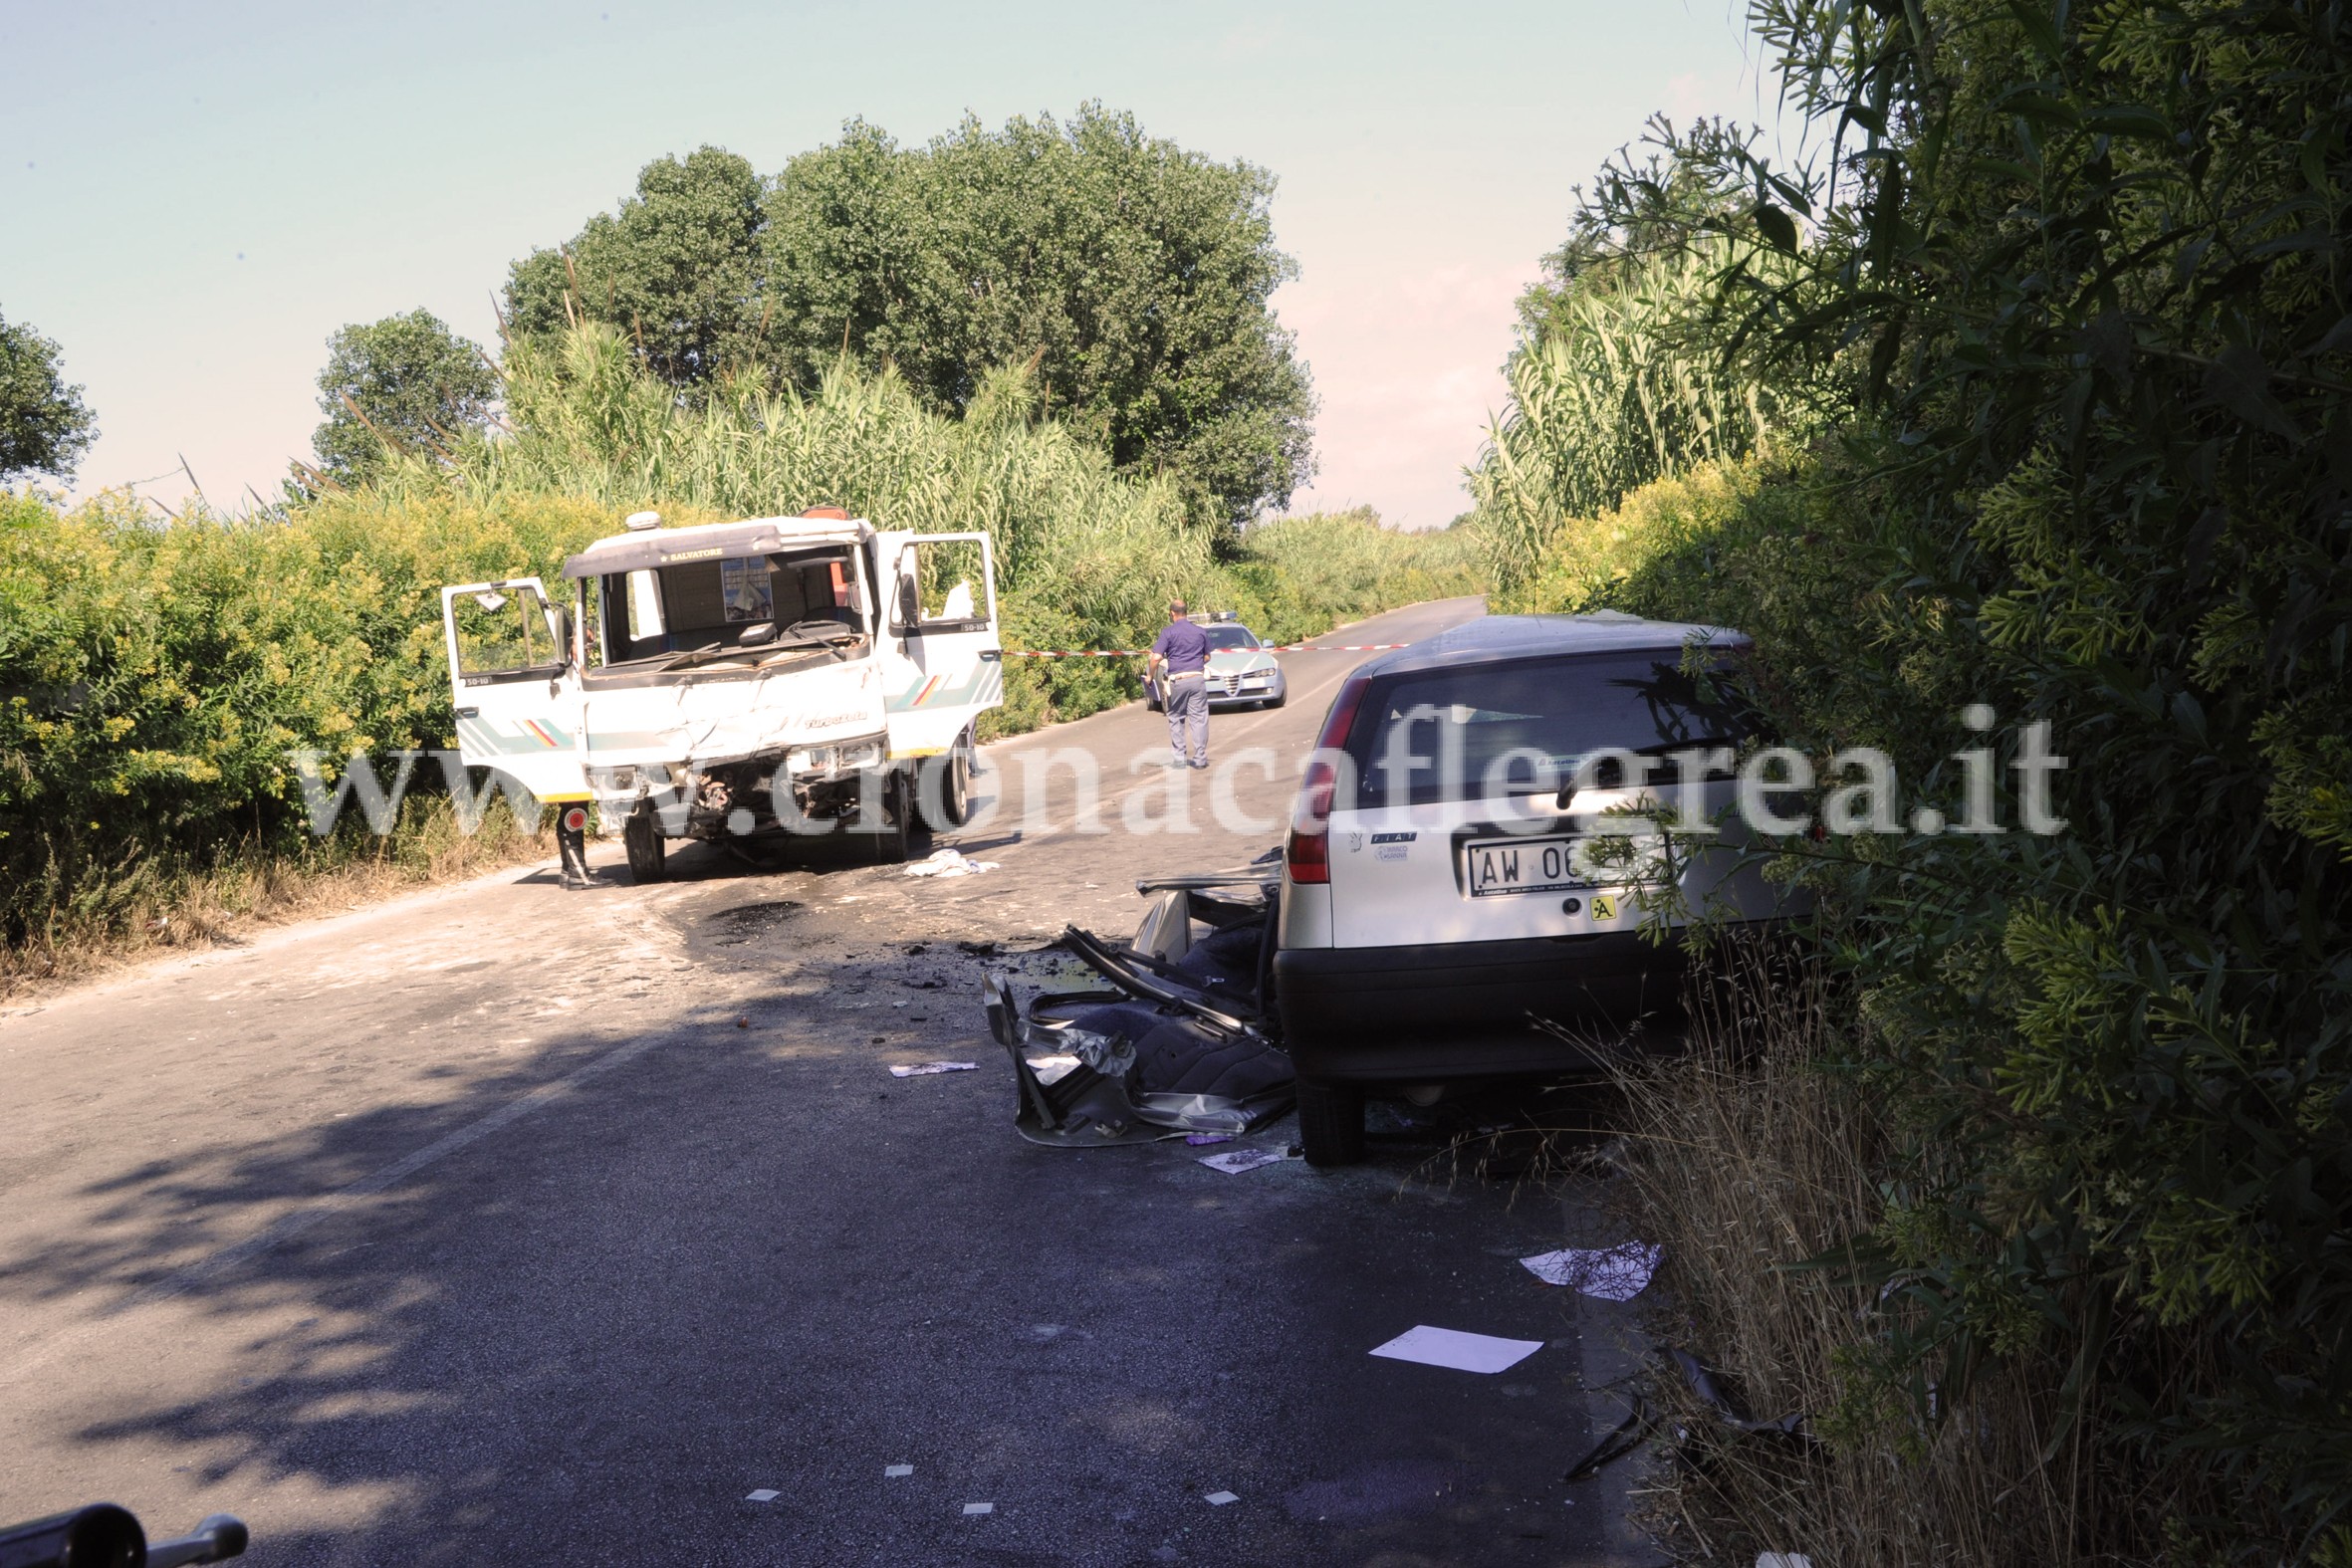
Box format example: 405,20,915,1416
1286,674,1370,885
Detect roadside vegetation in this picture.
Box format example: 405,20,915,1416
1,323,1474,988
1473,3,2352,1559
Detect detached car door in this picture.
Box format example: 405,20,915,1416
440,577,589,801
880,533,1004,758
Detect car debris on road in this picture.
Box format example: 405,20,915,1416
1519,1241,1661,1300
1368,1325,1546,1375
1197,1148,1289,1174
980,854,1294,1147
903,847,999,878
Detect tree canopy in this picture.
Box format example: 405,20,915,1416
0,310,98,484
309,310,499,485
503,107,1316,528
504,146,768,387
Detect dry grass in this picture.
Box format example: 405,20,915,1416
0,799,553,1004
1613,940,2161,1568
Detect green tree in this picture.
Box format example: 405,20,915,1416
310,310,498,485
505,108,1316,529
504,145,770,386
0,309,98,483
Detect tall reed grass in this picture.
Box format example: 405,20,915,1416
1470,241,1816,591
1615,940,2181,1566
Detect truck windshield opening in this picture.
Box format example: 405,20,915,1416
601,548,867,666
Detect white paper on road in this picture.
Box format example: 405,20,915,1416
745,1489,780,1502
1198,1148,1286,1175
1519,1242,1662,1301
1756,1555,1813,1568
889,1061,979,1078
1368,1325,1545,1375
963,1502,994,1515
885,1464,913,1477
1204,1490,1240,1506
905,848,1000,878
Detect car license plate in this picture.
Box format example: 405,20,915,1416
1464,835,1606,897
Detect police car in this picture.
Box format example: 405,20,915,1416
1143,612,1289,711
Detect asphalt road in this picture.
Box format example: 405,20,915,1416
1,596,1667,1567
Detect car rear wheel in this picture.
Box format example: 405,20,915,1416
1295,1076,1366,1167
623,802,666,884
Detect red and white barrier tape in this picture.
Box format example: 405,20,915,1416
999,642,1412,658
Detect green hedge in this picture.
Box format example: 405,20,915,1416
2,467,1479,948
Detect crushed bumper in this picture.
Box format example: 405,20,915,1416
980,860,1294,1145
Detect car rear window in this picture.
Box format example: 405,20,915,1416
1344,651,1752,807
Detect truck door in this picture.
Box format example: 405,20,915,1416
440,577,590,801
881,533,1003,758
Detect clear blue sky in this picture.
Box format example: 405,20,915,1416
2,1,1775,529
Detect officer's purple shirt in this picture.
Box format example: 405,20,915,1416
1150,618,1212,676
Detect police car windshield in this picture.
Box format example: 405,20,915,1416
1202,625,1260,650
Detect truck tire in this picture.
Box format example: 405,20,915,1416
916,730,973,831
623,803,666,884
862,770,912,864
1295,1076,1366,1167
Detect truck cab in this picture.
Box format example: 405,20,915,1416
439,508,1001,880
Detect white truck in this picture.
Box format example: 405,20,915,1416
437,507,1002,881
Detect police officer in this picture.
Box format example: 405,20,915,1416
1148,600,1212,769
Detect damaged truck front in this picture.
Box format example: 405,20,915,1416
438,508,1002,878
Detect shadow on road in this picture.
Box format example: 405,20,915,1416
7,960,1656,1565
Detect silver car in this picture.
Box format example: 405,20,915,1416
1271,612,1799,1165
1146,618,1288,711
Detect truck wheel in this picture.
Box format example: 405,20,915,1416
1295,1076,1366,1167
916,731,973,831
623,803,666,884
863,770,912,864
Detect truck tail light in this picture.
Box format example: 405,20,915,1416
1286,674,1370,886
